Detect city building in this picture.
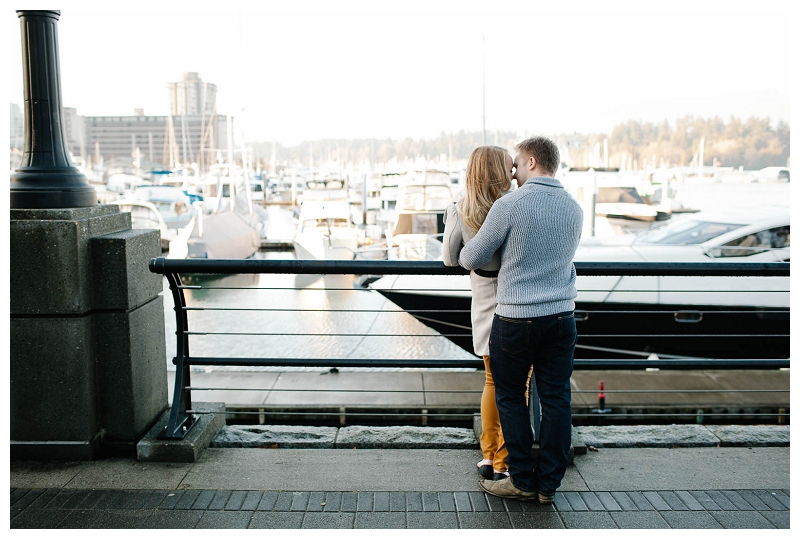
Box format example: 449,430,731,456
167,72,217,116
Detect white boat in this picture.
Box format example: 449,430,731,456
361,211,790,360
111,199,184,252
293,178,360,260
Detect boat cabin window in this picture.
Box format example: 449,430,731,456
634,219,742,245
392,213,445,236
712,226,790,257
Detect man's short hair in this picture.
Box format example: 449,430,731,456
516,137,560,177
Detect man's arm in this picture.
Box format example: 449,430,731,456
458,199,509,270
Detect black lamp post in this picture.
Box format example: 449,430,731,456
10,10,97,209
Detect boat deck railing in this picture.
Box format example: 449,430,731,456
149,258,790,439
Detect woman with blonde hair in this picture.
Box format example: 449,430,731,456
443,145,518,481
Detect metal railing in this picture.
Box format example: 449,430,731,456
150,258,790,439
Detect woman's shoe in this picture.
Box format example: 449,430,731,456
477,460,494,480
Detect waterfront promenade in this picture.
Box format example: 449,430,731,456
11,370,791,529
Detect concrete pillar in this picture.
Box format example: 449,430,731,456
11,206,168,459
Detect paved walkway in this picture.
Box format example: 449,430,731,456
11,446,790,529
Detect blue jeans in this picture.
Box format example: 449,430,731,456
489,311,576,495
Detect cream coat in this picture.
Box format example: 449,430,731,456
442,202,501,356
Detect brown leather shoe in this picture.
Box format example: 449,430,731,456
479,477,537,502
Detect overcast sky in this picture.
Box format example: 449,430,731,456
6,0,794,146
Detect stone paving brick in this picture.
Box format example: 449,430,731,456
240,491,264,511
26,488,60,510
249,511,304,528
12,508,70,529
44,490,81,509
719,490,754,510
323,491,342,511
125,489,154,510
274,491,294,511
173,489,201,510
373,492,390,511
627,491,655,510
553,492,571,512
609,491,638,511
62,490,93,510
341,491,358,512
737,490,770,510
561,512,618,529
674,490,705,510
207,490,231,510
689,490,722,510
468,491,489,511
76,489,108,509
289,491,310,511
143,509,205,529
579,492,606,511
438,492,456,512
87,509,155,528
302,511,356,528
256,491,277,511
564,491,589,511
761,510,790,529
10,488,28,505
405,491,423,511
11,489,43,513
407,511,458,529
595,492,622,511
307,491,326,512
458,511,513,528
642,491,672,511
354,511,406,528
196,510,253,528
661,510,723,529
485,493,505,512
56,509,102,528
657,490,688,510
390,492,406,511
611,511,670,529
158,491,182,509
508,511,565,529
421,491,439,511
503,498,524,512
143,490,169,509
709,510,776,528
224,490,247,510
753,489,788,510
454,492,471,511
357,492,374,512
706,490,737,510
770,490,791,510
191,490,216,510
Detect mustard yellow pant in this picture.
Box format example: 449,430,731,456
480,355,533,473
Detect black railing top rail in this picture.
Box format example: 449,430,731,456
149,257,790,277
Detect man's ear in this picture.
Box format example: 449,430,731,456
529,156,537,171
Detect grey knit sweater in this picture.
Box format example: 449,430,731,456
458,176,584,318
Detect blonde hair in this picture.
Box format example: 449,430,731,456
458,146,511,233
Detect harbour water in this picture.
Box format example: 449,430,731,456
161,180,790,372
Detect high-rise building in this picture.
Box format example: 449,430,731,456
167,72,217,116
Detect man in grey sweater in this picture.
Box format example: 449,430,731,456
458,136,583,503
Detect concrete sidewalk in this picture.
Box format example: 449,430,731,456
11,445,790,529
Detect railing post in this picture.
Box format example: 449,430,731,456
159,272,196,439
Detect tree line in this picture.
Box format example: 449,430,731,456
249,116,789,172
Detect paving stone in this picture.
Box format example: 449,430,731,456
407,511,459,529
307,492,326,512
705,490,737,510
719,490,754,510
405,491,422,511
158,491,182,509
689,490,722,510
508,511,565,528
323,491,342,511
421,492,439,511
761,510,790,529
341,491,358,512
454,492,471,511
26,489,60,510
77,490,110,509
611,511,670,528
468,491,489,511
357,492,374,512
503,498,524,512
289,491,310,511
224,490,248,510
207,490,232,510
191,490,216,510
769,490,791,510
11,489,44,513
373,492,390,511
173,490,201,510
736,491,770,510
11,508,70,529
564,491,589,511
595,492,622,511
143,490,169,509
753,489,788,510
196,510,253,528
249,511,304,528
44,490,81,509
62,490,93,509
561,512,618,529
657,490,688,510
709,510,776,528
674,491,705,510
256,491,278,511
661,511,723,529
642,491,672,511
609,491,638,511
627,491,655,510
142,510,205,529
274,491,294,511
354,511,406,528
87,509,156,528
458,511,513,528
553,492,571,512
240,491,264,511
438,492,456,512
302,511,355,528
579,492,606,511
56,509,102,528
